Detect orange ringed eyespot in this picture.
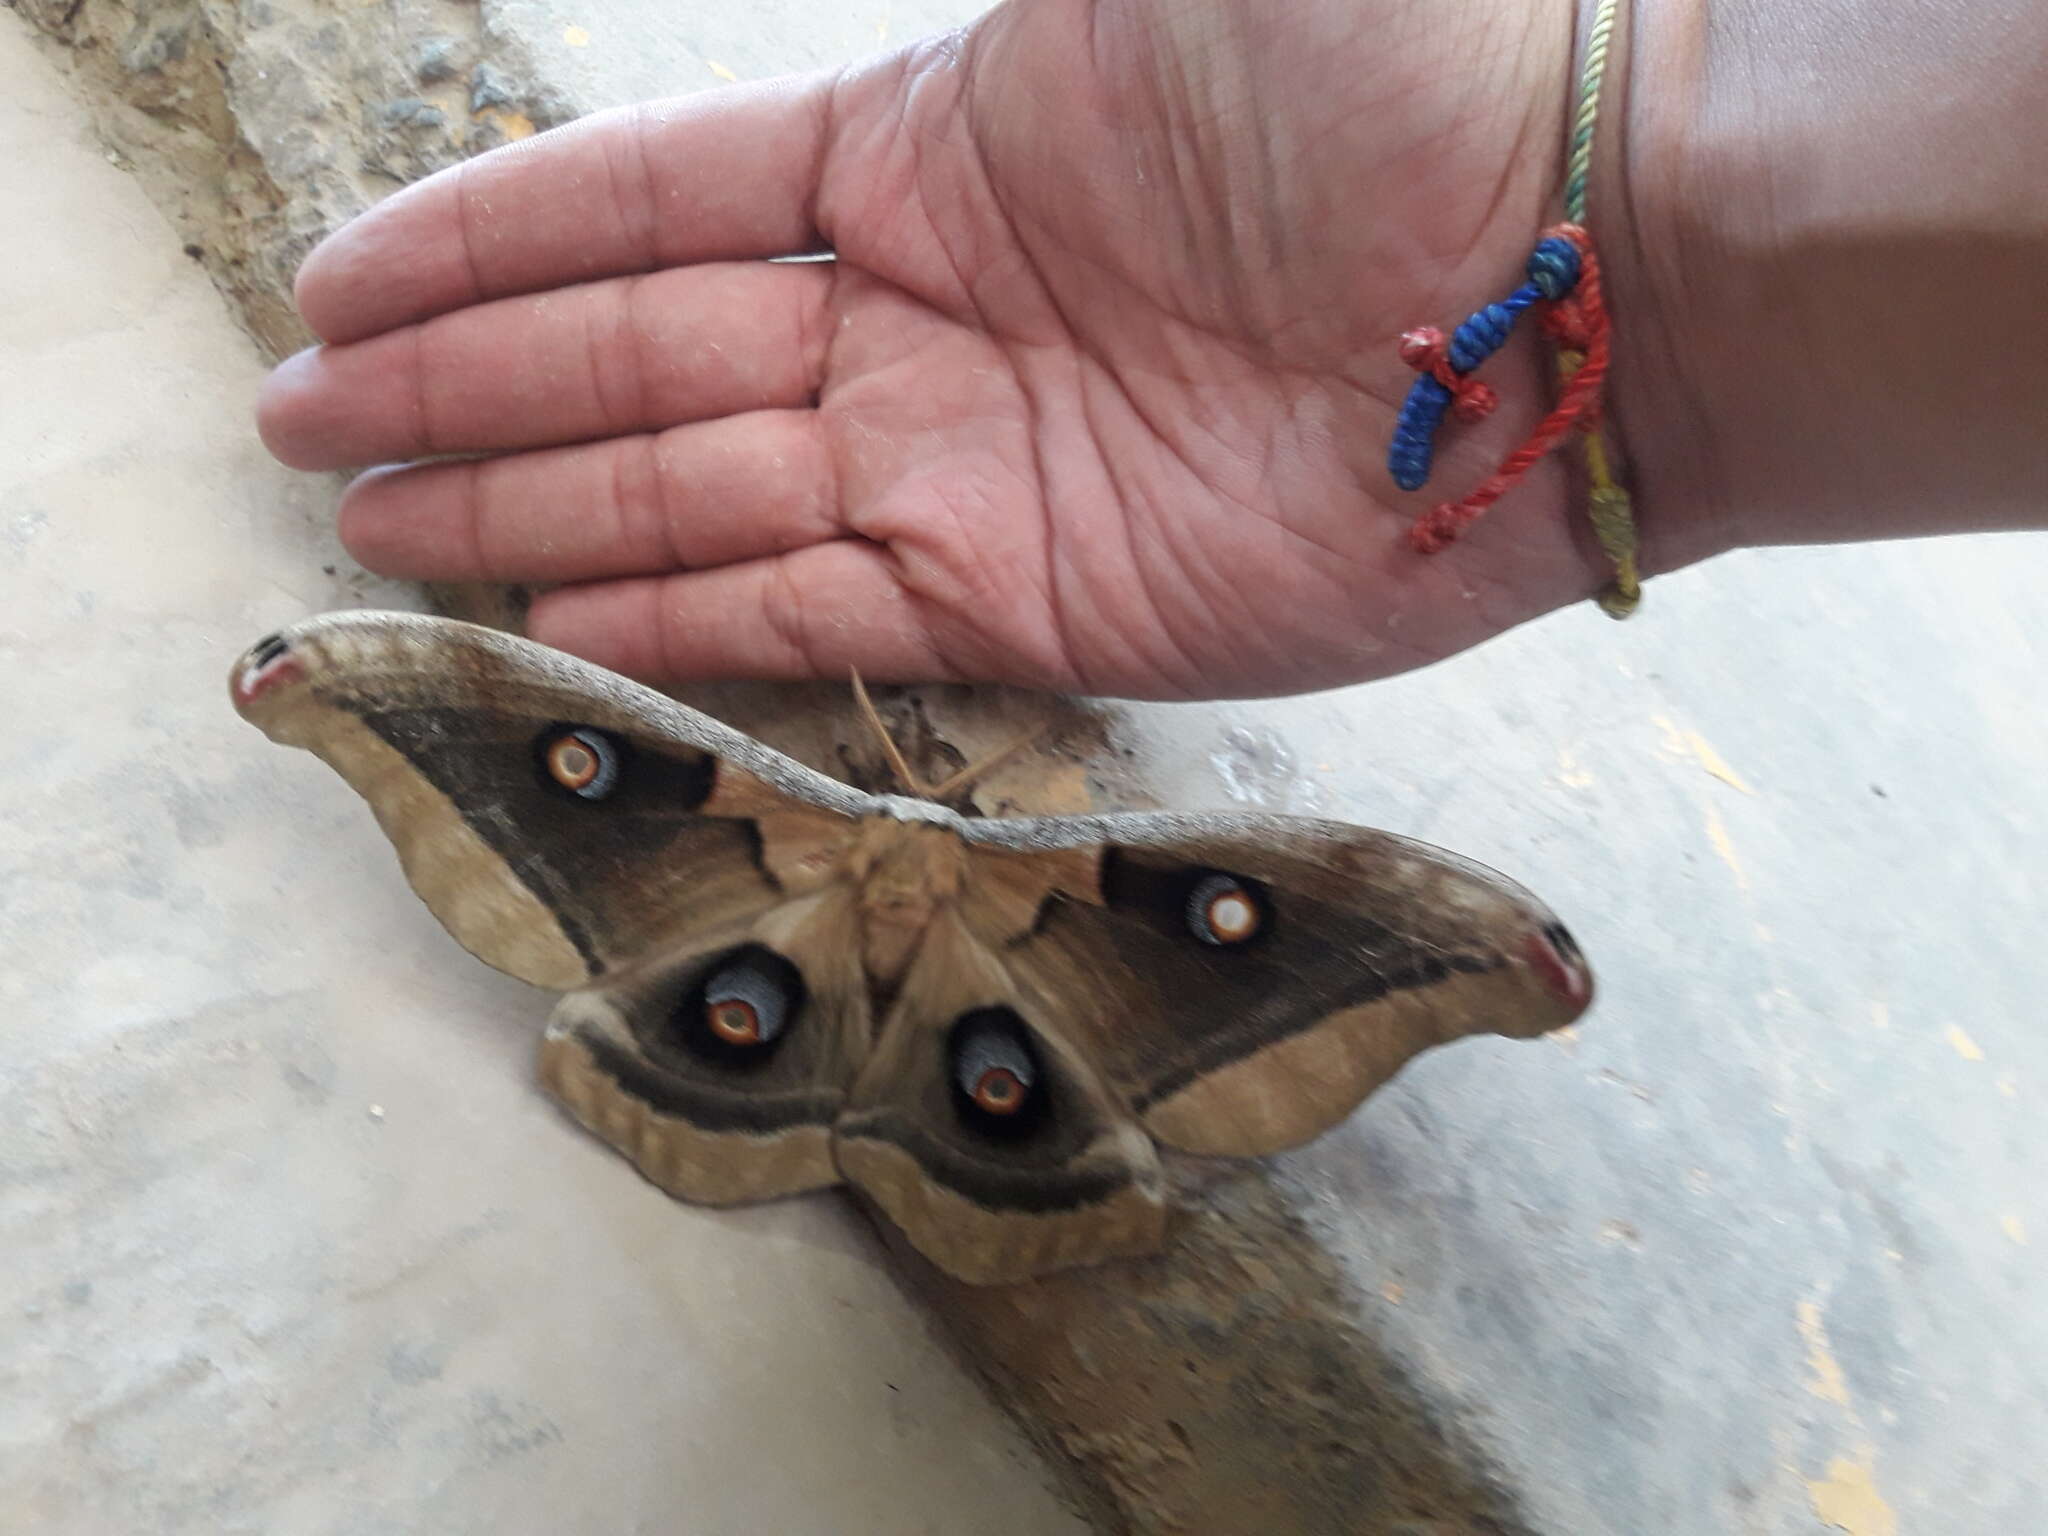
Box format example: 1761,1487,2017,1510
549,739,596,786
950,1008,1039,1124
708,999,762,1045
1187,873,1263,945
543,727,621,799
691,946,800,1053
1206,891,1258,942
972,1067,1025,1115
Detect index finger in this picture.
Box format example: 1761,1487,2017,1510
295,73,839,346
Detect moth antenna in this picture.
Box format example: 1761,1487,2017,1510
926,726,1045,805
849,667,930,798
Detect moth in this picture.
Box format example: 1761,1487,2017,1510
231,612,1593,1283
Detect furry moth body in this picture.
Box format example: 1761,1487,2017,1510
231,613,1593,1283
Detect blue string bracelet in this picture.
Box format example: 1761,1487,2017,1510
1386,234,1583,492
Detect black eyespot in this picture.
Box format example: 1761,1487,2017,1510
1184,871,1268,947
948,1008,1047,1138
249,633,290,668
535,725,623,801
672,945,804,1065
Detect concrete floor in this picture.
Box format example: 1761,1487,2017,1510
8,1,2047,1532
0,19,1083,1535
1122,551,2048,1532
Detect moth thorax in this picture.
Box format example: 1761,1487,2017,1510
853,822,965,910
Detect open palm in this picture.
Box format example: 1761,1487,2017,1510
260,0,1604,699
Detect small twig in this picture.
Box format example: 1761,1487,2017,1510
926,728,1045,805
849,668,928,798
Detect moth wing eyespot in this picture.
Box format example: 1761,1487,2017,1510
548,739,596,786
706,998,763,1046
971,1066,1026,1116
536,725,622,800
1184,871,1267,946
948,1009,1045,1135
679,945,804,1061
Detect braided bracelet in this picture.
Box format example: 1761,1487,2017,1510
1387,0,1641,618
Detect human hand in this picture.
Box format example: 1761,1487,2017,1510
259,0,1646,700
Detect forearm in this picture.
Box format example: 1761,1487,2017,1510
1597,0,2048,569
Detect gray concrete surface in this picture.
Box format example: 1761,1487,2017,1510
10,0,2046,1532
0,20,1085,1535
1116,541,2048,1533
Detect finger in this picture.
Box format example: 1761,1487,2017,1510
337,411,843,583
260,260,836,471
295,79,841,346
527,545,975,687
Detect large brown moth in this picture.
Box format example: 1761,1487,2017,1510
230,612,1593,1283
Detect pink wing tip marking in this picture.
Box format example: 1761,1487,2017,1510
1524,924,1594,1015
232,635,305,709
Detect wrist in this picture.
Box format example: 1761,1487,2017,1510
1592,0,2048,567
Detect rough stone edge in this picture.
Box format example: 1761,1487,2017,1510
10,0,570,357
12,3,1542,1529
